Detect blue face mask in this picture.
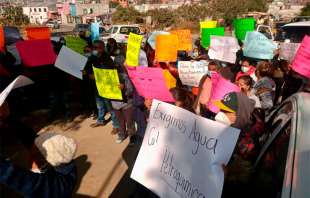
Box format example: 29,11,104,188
207,71,216,77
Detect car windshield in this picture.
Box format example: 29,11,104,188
283,26,310,43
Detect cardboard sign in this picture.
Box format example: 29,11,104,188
4,26,21,45
16,39,57,67
127,67,175,102
0,75,34,106
126,33,143,66
131,100,240,198
26,27,51,40
163,70,177,89
147,31,170,50
201,27,224,48
208,36,240,64
170,29,192,51
279,42,300,62
55,46,88,79
243,31,277,60
0,26,4,50
155,34,178,62
65,36,88,55
200,21,217,29
93,67,123,100
178,60,209,87
292,36,310,79
207,73,240,113
233,18,255,41
91,23,100,41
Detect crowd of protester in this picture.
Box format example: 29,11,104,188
0,26,310,198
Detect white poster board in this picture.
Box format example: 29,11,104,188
55,46,88,80
0,75,34,106
208,36,240,64
279,42,300,62
178,60,209,87
131,100,240,198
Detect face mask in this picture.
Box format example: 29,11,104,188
221,63,227,68
84,53,91,57
92,50,99,56
215,112,232,125
207,71,216,77
241,66,250,73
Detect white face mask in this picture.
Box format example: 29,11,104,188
215,112,232,125
241,66,250,73
92,50,99,56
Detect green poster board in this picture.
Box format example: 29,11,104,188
201,27,225,48
233,18,255,41
65,36,88,55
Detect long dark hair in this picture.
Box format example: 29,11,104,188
170,88,194,112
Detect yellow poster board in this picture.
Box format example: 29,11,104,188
155,35,178,62
200,21,217,29
93,67,123,100
126,33,143,66
170,29,192,51
163,70,176,89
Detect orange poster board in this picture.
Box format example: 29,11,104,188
170,29,192,51
26,27,51,40
0,26,4,51
155,35,178,62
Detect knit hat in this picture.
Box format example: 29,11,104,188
34,132,77,167
214,92,238,113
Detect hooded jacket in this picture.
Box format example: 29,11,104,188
232,92,255,130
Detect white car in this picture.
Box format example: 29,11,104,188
101,25,142,43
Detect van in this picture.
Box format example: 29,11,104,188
281,21,310,43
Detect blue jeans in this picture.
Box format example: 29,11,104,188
95,96,119,128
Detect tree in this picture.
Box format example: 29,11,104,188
300,3,310,16
112,6,144,24
0,6,29,26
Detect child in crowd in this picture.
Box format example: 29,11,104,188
253,61,276,110
235,59,257,82
170,87,194,112
237,75,261,108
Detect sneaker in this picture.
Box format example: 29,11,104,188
129,136,136,146
111,128,119,135
116,134,126,144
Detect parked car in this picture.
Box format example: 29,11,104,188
46,20,60,29
224,92,310,197
281,21,310,43
101,24,143,43
72,23,105,36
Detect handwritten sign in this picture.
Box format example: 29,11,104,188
0,26,4,50
25,27,51,40
55,46,88,79
127,67,175,102
201,27,224,48
207,73,240,113
170,29,192,51
155,34,178,62
208,36,240,64
200,21,217,29
16,39,57,67
93,67,123,100
0,75,34,106
126,33,143,66
279,42,300,62
65,36,88,55
233,18,255,41
178,60,209,87
131,100,240,198
292,36,310,79
147,31,170,50
243,31,277,60
91,22,100,41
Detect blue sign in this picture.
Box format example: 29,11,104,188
91,23,100,42
70,4,76,17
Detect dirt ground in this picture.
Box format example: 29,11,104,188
38,115,141,198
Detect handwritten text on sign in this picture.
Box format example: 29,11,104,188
126,33,143,66
178,60,209,87
131,100,240,198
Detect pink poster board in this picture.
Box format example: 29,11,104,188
292,36,310,79
16,39,57,68
207,73,240,113
127,67,175,102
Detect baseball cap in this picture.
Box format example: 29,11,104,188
214,92,238,113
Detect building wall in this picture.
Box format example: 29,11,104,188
23,6,49,24
75,3,109,16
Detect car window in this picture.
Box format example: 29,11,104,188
112,27,119,34
283,26,310,43
119,27,140,35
